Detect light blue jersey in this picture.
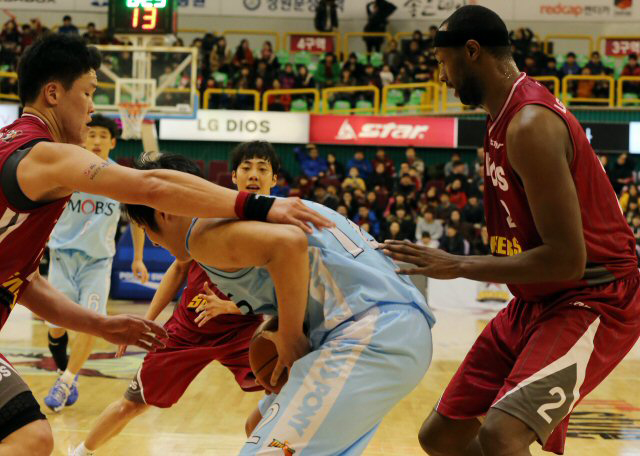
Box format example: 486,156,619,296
49,183,121,259
186,200,434,345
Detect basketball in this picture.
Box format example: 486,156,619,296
249,317,288,394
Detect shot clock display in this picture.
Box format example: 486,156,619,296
108,0,177,35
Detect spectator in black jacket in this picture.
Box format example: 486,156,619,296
314,0,339,32
440,225,466,255
363,0,397,53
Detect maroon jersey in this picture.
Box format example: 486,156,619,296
484,73,637,301
0,115,67,330
169,261,262,344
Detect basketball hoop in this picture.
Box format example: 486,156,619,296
118,102,150,140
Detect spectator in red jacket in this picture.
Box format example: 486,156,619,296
622,53,640,95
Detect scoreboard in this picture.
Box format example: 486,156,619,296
108,0,177,35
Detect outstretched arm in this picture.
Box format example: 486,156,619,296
130,224,149,284
20,273,167,350
384,105,586,283
18,143,332,233
189,220,310,388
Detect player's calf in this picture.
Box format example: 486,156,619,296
0,419,53,456
478,409,537,456
419,411,481,456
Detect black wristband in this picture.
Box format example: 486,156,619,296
244,194,276,221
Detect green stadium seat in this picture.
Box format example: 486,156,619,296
385,99,399,113
294,51,312,67
623,92,640,105
554,54,565,67
577,54,588,66
290,98,309,112
356,52,368,65
387,89,405,105
307,61,318,73
370,52,383,68
355,100,374,114
276,50,290,65
213,71,228,86
93,93,111,106
409,90,425,105
332,100,352,112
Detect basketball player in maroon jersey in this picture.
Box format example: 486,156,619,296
384,6,640,456
0,35,328,455
71,142,282,456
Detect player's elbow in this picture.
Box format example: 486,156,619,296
135,171,170,206
557,247,586,281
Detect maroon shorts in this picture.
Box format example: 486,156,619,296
436,272,640,454
125,313,264,408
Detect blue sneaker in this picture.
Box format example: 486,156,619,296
65,375,79,407
44,377,72,412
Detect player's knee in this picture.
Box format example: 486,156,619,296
418,417,459,455
118,398,148,418
19,420,54,456
478,412,535,455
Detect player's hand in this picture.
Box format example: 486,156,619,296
194,282,241,327
131,259,149,284
98,314,167,351
382,239,462,279
267,197,334,234
261,330,310,389
115,344,128,358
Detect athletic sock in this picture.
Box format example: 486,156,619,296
73,442,94,456
48,332,69,371
60,369,75,387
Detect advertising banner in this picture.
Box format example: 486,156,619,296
289,33,336,53
309,114,458,148
604,37,640,56
159,109,310,143
513,0,637,22
428,277,512,311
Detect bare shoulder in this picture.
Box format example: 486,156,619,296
506,104,570,147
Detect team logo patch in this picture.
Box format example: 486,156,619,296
268,439,296,455
0,129,21,142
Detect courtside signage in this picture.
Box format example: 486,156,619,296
159,110,309,143
309,115,457,148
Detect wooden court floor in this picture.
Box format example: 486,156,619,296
1,303,639,456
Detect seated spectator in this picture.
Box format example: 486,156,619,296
258,40,279,72
395,207,416,241
631,214,640,244
267,79,292,111
415,208,443,241
280,63,297,89
315,52,341,88
384,39,403,71
369,162,394,191
295,175,315,199
418,232,439,249
448,210,473,241
271,175,290,197
385,221,404,241
210,37,232,74
82,22,100,44
448,179,468,209
424,25,438,50
408,168,422,193
312,185,339,210
585,51,608,75
561,52,582,77
365,191,386,218
511,44,525,70
529,42,548,69
444,151,468,177
446,161,470,188
540,57,563,83
372,148,395,176
522,55,540,76
397,173,417,199
59,15,79,35
610,152,635,195
354,206,381,239
361,64,382,89
510,27,534,56
337,204,349,218
439,225,466,255
435,193,455,221
576,67,596,101
472,226,491,255
20,23,35,49
622,53,640,95
404,39,422,65
341,191,358,218
462,194,484,226
343,52,365,81
325,152,345,181
394,66,411,84
295,64,315,89
413,55,433,82
405,147,425,179
295,144,328,180
342,167,367,192
380,64,395,86
347,150,373,179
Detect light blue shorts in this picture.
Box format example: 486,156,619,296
47,249,113,328
241,303,432,455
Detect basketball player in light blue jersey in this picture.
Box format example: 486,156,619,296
124,150,435,455
44,115,148,412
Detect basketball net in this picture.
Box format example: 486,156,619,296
118,102,150,140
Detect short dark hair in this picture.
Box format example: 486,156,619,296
567,52,577,58
123,154,202,232
441,5,511,59
230,141,280,175
63,15,72,21
88,114,120,139
630,53,638,60
18,34,101,105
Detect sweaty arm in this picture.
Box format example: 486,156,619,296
457,105,586,282
385,105,586,283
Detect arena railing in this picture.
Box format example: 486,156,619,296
533,76,560,99
322,85,380,114
343,32,392,57
283,31,340,56
562,75,615,107
0,71,19,101
382,82,440,114
617,76,640,107
544,34,594,55
222,30,281,51
202,88,261,111
261,88,320,113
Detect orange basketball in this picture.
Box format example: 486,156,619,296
249,317,288,394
